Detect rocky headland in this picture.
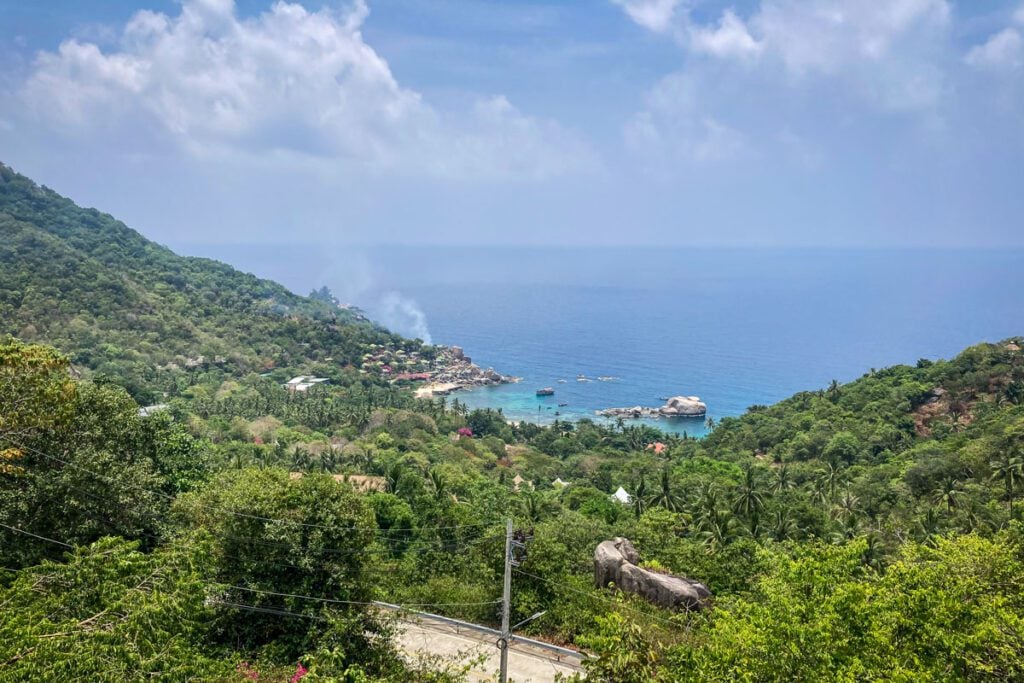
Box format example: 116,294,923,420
597,395,707,419
411,345,518,398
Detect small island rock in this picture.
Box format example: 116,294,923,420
597,395,707,419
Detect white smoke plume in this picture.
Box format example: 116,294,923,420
374,292,432,344
319,250,433,344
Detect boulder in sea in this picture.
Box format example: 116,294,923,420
659,396,706,417
597,395,707,419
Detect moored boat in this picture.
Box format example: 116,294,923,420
536,387,555,396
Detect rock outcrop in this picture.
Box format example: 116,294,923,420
594,537,710,610
597,396,707,419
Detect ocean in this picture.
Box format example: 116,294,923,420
180,245,1024,436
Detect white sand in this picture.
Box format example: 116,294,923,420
414,382,460,399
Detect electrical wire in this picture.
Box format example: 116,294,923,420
0,520,502,613
512,568,684,629
0,477,499,561
206,599,326,621
224,584,500,609
0,522,73,548
12,440,499,535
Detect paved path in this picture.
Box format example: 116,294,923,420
395,614,585,682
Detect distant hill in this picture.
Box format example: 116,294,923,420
0,163,419,400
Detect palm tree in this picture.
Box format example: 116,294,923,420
831,512,862,543
290,446,313,472
732,465,765,522
827,379,841,402
771,464,795,494
519,490,553,523
623,425,647,451
428,468,449,502
650,467,684,513
810,477,830,506
834,490,861,522
318,450,341,474
693,482,722,530
916,507,941,546
990,453,1024,515
700,514,740,549
861,532,886,571
960,503,984,534
818,462,847,502
383,462,406,495
771,509,799,541
632,475,650,519
933,476,961,513
947,401,967,432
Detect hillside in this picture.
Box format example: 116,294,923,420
2,165,1024,681
0,163,419,400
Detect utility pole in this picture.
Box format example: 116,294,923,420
499,517,513,683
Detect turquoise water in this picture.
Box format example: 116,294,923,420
183,245,1024,436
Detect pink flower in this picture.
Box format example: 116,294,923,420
457,427,473,438
290,662,309,682
236,661,259,680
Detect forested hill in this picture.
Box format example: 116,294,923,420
0,163,418,400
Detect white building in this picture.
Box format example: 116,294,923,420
612,486,632,504
284,376,329,392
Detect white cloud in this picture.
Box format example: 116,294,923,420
624,72,745,163
19,0,595,180
617,0,957,169
611,0,681,33
616,0,951,111
688,10,762,60
966,28,1023,70
752,0,950,77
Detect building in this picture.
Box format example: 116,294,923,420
284,376,330,393
612,487,632,505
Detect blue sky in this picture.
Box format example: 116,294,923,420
0,0,1022,247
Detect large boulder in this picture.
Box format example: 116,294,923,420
594,537,710,611
597,396,707,419
660,396,706,417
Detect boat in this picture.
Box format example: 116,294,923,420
558,402,568,407
536,387,555,396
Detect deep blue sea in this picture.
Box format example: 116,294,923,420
180,245,1024,436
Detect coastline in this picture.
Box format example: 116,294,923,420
414,382,461,399
404,345,519,399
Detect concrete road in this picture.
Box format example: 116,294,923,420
395,614,585,682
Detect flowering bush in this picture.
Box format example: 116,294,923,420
290,661,308,682
236,661,259,680
457,427,473,438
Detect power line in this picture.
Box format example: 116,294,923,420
1,503,496,582
207,599,326,621
1,499,497,563
512,568,683,629
224,584,500,609
0,521,73,548
0,520,501,613
12,440,498,535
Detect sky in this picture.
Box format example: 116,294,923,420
0,0,1022,248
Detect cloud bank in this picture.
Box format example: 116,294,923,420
19,0,596,181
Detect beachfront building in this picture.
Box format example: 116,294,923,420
284,376,330,393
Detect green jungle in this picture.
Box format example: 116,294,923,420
2,163,1023,681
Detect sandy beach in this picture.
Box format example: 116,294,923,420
414,382,461,399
